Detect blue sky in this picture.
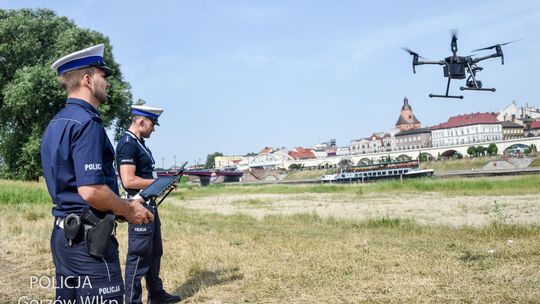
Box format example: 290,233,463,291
2,0,540,167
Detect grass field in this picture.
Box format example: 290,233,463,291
1,178,540,303
173,175,540,200
529,155,540,167
419,157,495,171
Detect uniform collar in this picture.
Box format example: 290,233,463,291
126,130,146,145
66,98,100,116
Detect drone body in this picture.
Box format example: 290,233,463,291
403,32,514,99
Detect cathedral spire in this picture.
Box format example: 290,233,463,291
395,97,421,131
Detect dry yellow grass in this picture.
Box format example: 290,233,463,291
2,179,540,303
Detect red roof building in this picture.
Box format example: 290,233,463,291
288,147,316,160
431,112,499,129
431,112,503,147
529,121,540,130
258,147,273,154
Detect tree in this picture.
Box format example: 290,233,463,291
288,163,304,170
467,146,477,157
0,9,133,180
487,143,498,156
476,146,486,156
205,152,223,169
530,144,537,156
338,158,352,170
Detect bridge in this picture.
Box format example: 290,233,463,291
246,137,540,169
158,169,243,186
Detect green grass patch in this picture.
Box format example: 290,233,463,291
284,169,326,180
172,174,540,198
529,155,540,167
369,175,540,195
0,179,50,205
172,183,349,200
420,156,496,171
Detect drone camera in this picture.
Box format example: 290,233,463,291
466,80,482,89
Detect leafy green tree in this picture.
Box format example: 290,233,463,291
476,146,486,156
205,152,223,169
288,163,304,170
530,144,537,156
0,9,132,180
487,143,498,156
467,146,477,157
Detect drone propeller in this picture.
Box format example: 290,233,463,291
401,47,425,74
449,30,460,57
472,39,520,65
401,47,425,59
471,39,521,52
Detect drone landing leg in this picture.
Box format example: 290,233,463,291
429,94,464,99
460,87,496,92
444,76,451,96
428,77,463,99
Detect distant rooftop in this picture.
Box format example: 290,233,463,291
395,127,431,136
431,112,498,130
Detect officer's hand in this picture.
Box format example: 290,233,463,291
125,198,154,224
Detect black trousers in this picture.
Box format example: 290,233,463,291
124,207,165,304
51,222,124,303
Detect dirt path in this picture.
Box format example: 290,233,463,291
172,193,540,226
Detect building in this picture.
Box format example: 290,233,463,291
395,97,421,131
500,121,524,140
395,128,432,151
336,147,350,156
311,139,337,158
288,147,316,160
497,101,540,125
431,112,502,147
349,132,391,154
526,121,540,137
214,155,245,169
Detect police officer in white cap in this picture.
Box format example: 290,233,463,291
116,105,182,303
41,44,154,303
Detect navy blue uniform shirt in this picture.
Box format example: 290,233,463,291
116,131,155,196
41,98,118,217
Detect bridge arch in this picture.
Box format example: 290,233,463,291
395,154,412,162
503,143,529,154
357,158,372,165
419,152,435,162
249,152,294,168
440,149,462,159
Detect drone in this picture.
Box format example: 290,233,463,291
403,31,517,99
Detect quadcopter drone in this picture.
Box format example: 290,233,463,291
403,31,516,99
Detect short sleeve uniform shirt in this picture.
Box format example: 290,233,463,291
115,131,155,196
40,98,118,217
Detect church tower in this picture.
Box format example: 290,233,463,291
395,97,421,131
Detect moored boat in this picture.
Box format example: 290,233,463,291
321,161,434,183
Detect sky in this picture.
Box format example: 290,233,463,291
2,0,540,167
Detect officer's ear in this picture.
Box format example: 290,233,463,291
81,73,92,87
138,117,146,127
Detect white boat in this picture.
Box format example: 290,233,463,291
320,174,338,182
321,161,434,183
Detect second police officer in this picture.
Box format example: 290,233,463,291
116,105,182,304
